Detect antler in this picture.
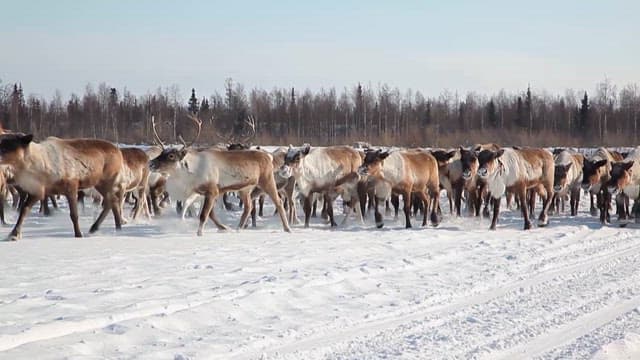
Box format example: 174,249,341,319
182,114,203,148
239,115,257,144
151,116,166,149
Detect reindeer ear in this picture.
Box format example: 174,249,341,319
495,149,505,158
302,143,311,156
21,134,34,145
178,149,188,160
564,163,573,172
594,159,608,168
623,161,634,171
380,151,390,160
447,150,457,160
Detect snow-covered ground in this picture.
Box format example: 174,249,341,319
1,193,639,359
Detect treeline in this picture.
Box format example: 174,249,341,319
0,78,638,147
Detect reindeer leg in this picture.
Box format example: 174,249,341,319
208,205,231,231
324,193,337,227
89,197,113,234
489,196,501,230
483,191,492,218
538,186,552,227
590,192,598,216
8,193,40,241
357,181,368,221
66,186,82,237
454,184,462,217
198,194,215,236
41,198,50,216
403,191,412,228
430,188,441,226
416,191,429,226
258,194,265,217
391,194,400,220
50,195,59,209
251,199,258,228
375,196,385,228
518,187,532,230
238,191,253,229
0,194,5,225
311,197,318,218
263,180,291,232
303,195,312,228
112,190,124,230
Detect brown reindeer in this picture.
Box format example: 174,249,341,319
149,115,290,235
145,144,168,216
0,133,124,240
358,149,440,228
279,144,363,227
552,150,584,216
472,143,502,217
477,147,554,230
119,147,151,221
581,147,623,223
605,147,640,223
430,149,465,216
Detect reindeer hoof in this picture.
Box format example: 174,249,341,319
5,234,20,241
283,226,291,233
196,230,203,236
376,222,384,229
524,221,532,230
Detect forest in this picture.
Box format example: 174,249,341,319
0,78,638,147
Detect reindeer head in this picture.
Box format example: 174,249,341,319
477,149,505,179
606,161,634,195
215,115,256,149
279,144,311,178
581,159,608,191
430,149,457,168
0,133,34,167
553,163,573,193
149,115,202,175
460,147,479,181
358,149,390,177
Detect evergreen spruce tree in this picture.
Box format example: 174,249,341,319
200,97,210,112
579,91,590,133
188,88,199,114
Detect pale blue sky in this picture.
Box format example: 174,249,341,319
1,0,638,100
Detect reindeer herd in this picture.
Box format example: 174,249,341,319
0,115,638,241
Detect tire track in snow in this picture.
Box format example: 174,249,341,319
487,296,640,360
0,292,219,352
242,234,640,359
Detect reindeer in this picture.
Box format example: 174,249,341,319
149,115,290,235
145,144,169,216
472,143,502,217
279,144,362,228
552,149,584,216
477,147,554,230
606,147,640,223
430,149,464,216
358,149,440,229
0,133,124,240
581,147,623,223
119,147,151,221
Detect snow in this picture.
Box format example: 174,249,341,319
0,192,639,359
593,332,640,360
